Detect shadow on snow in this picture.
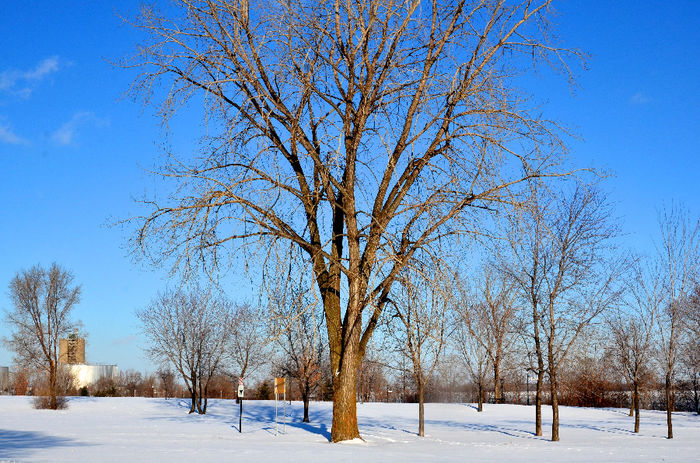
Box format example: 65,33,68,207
0,428,90,460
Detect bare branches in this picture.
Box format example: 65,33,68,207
123,0,584,441
4,263,81,409
137,286,233,414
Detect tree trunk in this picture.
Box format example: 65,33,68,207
493,362,502,404
550,370,559,442
188,372,197,414
693,373,699,415
418,380,425,437
330,355,360,442
633,381,640,433
628,385,634,417
535,370,543,436
665,374,673,439
477,380,483,412
302,385,310,423
49,364,57,410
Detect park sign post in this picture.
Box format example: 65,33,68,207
238,378,244,433
274,377,286,435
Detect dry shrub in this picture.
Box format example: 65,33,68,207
33,395,68,410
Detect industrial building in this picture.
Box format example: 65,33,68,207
58,335,118,389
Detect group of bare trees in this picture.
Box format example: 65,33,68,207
137,287,267,414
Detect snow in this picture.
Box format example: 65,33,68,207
0,396,698,462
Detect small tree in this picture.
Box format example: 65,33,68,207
138,287,233,414
4,263,81,409
461,265,517,404
654,205,699,438
504,183,624,441
158,368,176,399
270,290,325,422
387,261,450,436
228,304,268,389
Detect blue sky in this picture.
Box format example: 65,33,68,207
0,1,698,373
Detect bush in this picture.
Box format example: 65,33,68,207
33,395,68,410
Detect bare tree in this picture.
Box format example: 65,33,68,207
653,205,699,438
158,367,177,399
4,263,81,409
608,270,657,433
137,287,233,414
125,0,583,441
228,304,268,387
685,284,700,414
267,258,325,422
455,302,490,413
120,370,143,397
386,260,450,436
504,183,623,441
461,264,517,405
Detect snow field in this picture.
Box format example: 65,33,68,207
0,396,698,462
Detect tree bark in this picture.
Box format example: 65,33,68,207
665,374,673,439
535,370,543,436
330,353,360,442
302,384,310,423
49,361,57,410
633,381,640,433
550,371,559,442
493,362,502,404
477,381,483,412
418,381,425,437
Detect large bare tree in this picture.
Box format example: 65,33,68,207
4,263,81,409
125,0,582,441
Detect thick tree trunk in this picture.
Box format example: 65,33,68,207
633,381,640,433
535,370,543,436
418,381,425,437
330,356,360,442
550,371,559,442
665,374,673,439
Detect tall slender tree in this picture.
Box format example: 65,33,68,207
654,205,699,438
386,260,450,436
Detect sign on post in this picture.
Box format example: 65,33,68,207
238,378,244,433
274,377,286,435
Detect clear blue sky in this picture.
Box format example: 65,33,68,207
1,1,698,373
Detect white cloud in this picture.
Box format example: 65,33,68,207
0,119,27,145
630,92,652,105
51,111,108,146
0,56,61,97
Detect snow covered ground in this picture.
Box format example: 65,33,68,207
0,396,697,462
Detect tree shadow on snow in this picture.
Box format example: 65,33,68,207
0,429,90,460
146,399,332,441
240,401,332,441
